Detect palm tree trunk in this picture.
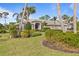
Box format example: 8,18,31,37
54,20,55,29
73,3,77,33
57,3,64,32
4,18,7,29
26,4,29,21
19,3,27,31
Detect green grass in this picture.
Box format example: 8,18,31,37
0,33,79,56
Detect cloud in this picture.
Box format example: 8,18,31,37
0,7,15,24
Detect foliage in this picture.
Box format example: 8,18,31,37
0,13,2,18
21,21,37,38
69,16,78,22
62,14,69,20
42,21,47,26
1,33,79,56
45,29,79,48
31,32,42,37
13,6,36,22
2,12,9,25
23,6,36,17
9,24,17,38
42,27,50,32
50,16,57,21
2,12,9,18
39,15,50,20
0,29,6,33
0,35,1,37
12,13,21,23
24,22,32,30
21,30,31,38
0,23,6,33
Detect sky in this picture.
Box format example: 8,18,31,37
0,3,79,24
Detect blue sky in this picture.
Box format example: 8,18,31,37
0,3,78,24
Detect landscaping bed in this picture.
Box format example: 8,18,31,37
43,40,79,53
43,29,79,53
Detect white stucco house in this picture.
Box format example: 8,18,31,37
21,19,73,31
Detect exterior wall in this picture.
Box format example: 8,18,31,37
32,22,42,30
46,25,62,30
46,25,68,32
23,19,73,31
38,23,41,30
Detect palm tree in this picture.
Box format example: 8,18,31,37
39,15,50,20
23,5,36,21
0,13,2,23
0,13,2,18
57,3,64,32
73,3,77,33
62,14,69,20
20,3,28,31
62,14,70,24
69,16,78,22
53,16,57,29
13,13,22,23
2,12,9,25
20,3,36,31
12,4,28,31
13,4,36,31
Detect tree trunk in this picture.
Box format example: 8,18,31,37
57,3,64,32
19,3,27,31
54,20,55,29
26,4,29,22
73,3,77,34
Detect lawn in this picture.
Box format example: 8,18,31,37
0,33,79,56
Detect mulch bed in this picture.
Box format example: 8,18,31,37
42,40,79,53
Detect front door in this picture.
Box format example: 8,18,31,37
35,23,40,30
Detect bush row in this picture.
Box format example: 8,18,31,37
45,29,79,48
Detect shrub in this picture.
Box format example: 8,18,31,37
45,29,79,48
0,35,1,37
30,30,35,33
0,29,6,33
21,30,31,38
45,29,63,43
42,27,50,32
0,23,6,33
24,22,32,30
63,32,79,48
31,32,42,37
9,24,17,38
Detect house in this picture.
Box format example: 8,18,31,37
22,19,73,31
